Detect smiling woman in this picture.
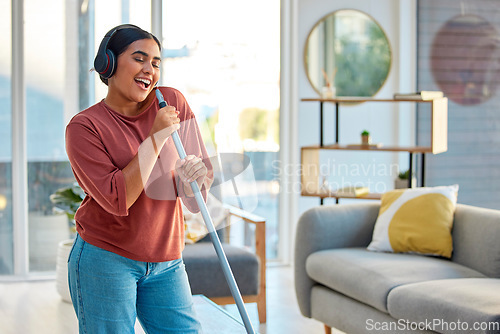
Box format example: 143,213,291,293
104,38,162,116
130,51,159,89
65,24,213,333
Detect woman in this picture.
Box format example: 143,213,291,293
66,24,212,333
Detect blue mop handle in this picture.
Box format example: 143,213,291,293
155,89,255,334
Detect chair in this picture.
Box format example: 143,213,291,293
183,203,267,323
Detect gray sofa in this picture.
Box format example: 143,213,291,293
295,202,500,334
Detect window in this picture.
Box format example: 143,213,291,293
161,0,281,259
0,0,12,275
25,0,74,272
2,0,281,279
0,0,153,277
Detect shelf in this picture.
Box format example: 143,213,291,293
301,97,446,103
301,148,383,201
302,144,436,153
301,97,448,154
301,190,382,200
300,96,449,203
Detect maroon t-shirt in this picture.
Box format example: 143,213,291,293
66,87,211,262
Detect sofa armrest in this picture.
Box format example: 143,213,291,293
223,204,267,323
224,204,266,271
294,202,380,318
452,204,500,278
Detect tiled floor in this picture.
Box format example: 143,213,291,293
0,265,338,334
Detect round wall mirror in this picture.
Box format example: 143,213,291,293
304,9,392,97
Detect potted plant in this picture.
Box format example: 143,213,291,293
50,182,84,303
50,183,84,225
361,130,371,145
395,169,411,189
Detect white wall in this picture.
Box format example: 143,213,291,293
282,0,416,262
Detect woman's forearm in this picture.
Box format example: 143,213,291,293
122,124,179,209
122,135,162,209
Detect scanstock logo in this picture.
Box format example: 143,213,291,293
138,120,258,213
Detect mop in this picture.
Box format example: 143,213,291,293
155,89,256,334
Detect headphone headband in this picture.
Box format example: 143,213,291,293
94,24,143,79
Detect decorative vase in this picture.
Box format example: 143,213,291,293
394,178,409,189
361,135,371,145
56,239,75,303
394,177,416,189
28,213,69,271
321,85,336,98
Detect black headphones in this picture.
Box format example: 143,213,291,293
94,24,142,79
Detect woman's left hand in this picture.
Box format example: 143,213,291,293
175,155,208,187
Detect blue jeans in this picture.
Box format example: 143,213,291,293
68,234,202,333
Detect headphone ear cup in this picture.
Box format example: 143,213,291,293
93,47,108,74
100,49,117,79
95,24,141,80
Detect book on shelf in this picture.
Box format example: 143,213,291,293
334,186,370,197
393,91,444,100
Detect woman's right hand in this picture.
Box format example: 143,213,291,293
149,105,181,144
124,105,180,209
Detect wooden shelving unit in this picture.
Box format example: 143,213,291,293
300,97,448,203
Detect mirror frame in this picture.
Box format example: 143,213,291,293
304,9,392,98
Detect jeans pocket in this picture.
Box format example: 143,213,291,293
67,235,79,263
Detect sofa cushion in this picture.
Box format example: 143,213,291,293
368,185,458,258
183,242,260,297
306,248,485,313
388,278,500,334
310,285,435,334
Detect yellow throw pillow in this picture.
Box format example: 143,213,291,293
367,185,459,258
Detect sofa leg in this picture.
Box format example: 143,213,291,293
324,324,332,334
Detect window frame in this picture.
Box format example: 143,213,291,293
3,0,287,281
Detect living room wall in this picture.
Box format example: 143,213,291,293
417,0,500,210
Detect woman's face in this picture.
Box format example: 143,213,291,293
108,38,161,104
